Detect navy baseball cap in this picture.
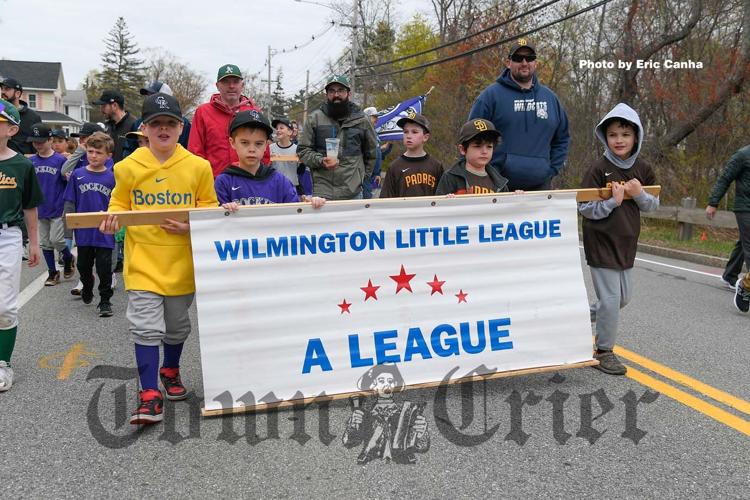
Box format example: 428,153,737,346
70,122,104,138
26,123,52,142
140,81,174,96
229,110,273,137
1,78,22,92
51,128,68,139
271,117,292,129
508,38,536,57
141,93,183,124
92,90,125,106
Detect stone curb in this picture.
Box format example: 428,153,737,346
637,243,728,268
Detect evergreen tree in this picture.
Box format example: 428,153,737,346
99,17,146,113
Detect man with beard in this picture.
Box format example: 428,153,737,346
342,364,429,464
189,64,269,177
0,78,42,155
297,75,377,200
91,90,136,163
469,39,570,191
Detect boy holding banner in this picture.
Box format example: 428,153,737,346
579,103,659,375
100,93,218,425
216,111,325,208
436,119,509,195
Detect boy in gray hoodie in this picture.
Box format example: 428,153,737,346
579,103,659,375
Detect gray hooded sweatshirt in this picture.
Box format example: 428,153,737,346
579,103,659,219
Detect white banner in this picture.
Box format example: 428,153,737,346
190,193,593,412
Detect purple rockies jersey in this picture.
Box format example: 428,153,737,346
214,167,299,205
31,152,67,218
64,166,116,248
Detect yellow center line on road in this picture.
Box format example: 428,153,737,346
625,365,750,437
615,345,750,417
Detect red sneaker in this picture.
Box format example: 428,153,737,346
159,367,188,401
129,389,164,425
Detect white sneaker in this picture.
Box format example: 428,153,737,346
720,277,737,291
0,361,14,392
111,274,117,290
70,280,83,296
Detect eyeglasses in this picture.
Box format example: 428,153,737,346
326,87,349,96
510,54,537,63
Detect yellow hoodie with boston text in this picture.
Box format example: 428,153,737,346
108,144,218,296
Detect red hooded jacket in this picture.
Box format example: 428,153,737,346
188,94,271,177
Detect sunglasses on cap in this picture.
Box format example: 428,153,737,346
0,103,19,125
510,54,537,63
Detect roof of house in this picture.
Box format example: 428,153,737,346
0,60,62,90
37,110,81,125
63,89,87,104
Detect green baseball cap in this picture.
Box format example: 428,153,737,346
0,98,20,125
217,64,243,82
325,74,351,91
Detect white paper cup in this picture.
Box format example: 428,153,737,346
325,138,340,160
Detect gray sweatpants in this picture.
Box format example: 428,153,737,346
589,267,632,351
126,290,194,346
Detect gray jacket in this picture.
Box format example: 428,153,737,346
297,102,377,200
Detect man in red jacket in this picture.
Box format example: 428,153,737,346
188,64,270,177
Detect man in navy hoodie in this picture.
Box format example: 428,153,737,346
469,39,570,191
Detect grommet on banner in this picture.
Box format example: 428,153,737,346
548,194,552,199
297,208,303,213
492,198,497,203
365,204,371,208
431,201,436,207
224,211,230,216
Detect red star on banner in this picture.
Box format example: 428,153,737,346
426,274,446,296
338,299,352,314
455,289,468,303
390,265,416,294
360,279,381,301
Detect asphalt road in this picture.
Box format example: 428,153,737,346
1,249,748,498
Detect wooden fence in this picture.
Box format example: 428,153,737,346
642,197,738,240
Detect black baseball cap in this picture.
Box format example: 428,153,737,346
70,122,104,138
1,78,22,92
92,90,125,106
396,113,431,134
271,117,292,129
26,123,52,142
141,93,183,124
508,38,536,57
51,128,68,139
458,119,501,144
140,81,173,96
229,110,273,138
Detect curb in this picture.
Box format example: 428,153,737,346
637,243,729,268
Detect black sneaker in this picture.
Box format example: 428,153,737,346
44,271,60,286
97,301,113,317
81,287,94,305
159,367,188,401
129,389,164,425
734,279,750,314
593,350,627,375
63,255,76,279
113,261,123,273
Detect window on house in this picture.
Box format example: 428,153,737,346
28,94,37,109
64,105,69,115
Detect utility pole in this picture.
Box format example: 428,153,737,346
261,45,280,119
303,69,310,124
338,0,358,95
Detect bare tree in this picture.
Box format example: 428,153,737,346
143,48,210,116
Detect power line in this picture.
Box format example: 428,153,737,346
356,0,613,79
355,0,563,71
274,21,337,55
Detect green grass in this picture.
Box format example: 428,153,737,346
639,219,738,257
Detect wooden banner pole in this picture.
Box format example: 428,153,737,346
66,186,661,229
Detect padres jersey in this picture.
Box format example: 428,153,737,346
379,154,443,198
581,157,656,269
